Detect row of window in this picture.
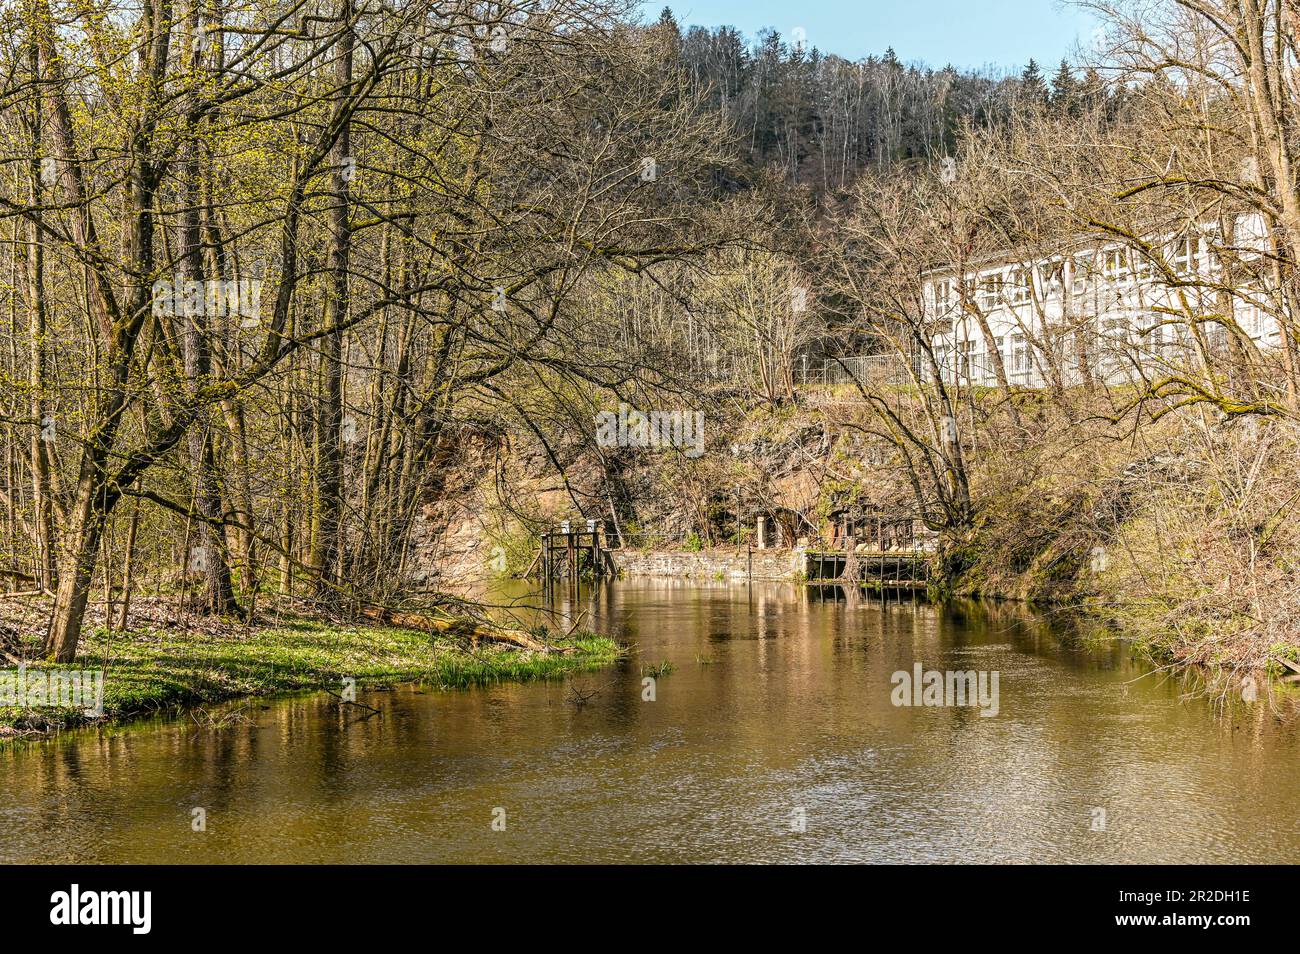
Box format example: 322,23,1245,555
933,311,1280,386
935,334,1032,379
929,236,1215,314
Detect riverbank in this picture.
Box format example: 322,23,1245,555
0,608,623,744
408,388,1300,680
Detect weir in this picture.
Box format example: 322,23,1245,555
803,548,929,590
531,521,614,584
803,505,930,590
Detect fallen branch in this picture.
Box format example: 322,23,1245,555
562,611,588,640
0,624,25,665
359,604,568,653
566,682,599,708
323,688,382,717
523,547,543,577
1273,655,1300,676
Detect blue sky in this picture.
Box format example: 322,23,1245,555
640,1,1100,72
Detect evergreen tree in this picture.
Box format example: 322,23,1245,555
1020,58,1049,106
1079,66,1108,110
651,6,683,59
1050,59,1077,114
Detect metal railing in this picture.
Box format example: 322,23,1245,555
797,337,1260,392
798,354,917,387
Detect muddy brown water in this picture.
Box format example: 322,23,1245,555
2,580,1298,863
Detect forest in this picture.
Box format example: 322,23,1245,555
1,0,1298,692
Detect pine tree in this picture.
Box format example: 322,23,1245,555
1050,59,1077,114
1079,67,1107,109
1021,58,1048,106
651,7,683,59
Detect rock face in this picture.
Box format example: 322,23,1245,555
405,498,490,593
403,430,506,594
402,426,584,594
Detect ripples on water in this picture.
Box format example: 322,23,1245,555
2,580,1298,863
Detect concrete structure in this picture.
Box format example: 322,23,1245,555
611,547,801,581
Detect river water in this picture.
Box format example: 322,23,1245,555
3,579,1298,863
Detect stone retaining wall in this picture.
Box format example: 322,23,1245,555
610,547,802,581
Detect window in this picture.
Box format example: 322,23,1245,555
1010,334,1028,377
1132,250,1155,283
1038,261,1064,296
957,339,975,377
1102,247,1128,281
976,274,1002,311
1071,254,1094,297
935,345,951,380
1162,321,1191,361
932,278,952,313
1007,267,1032,306
1102,316,1129,345
1171,234,1204,276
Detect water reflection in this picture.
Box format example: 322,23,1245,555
2,580,1298,863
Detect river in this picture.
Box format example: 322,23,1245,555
3,579,1298,863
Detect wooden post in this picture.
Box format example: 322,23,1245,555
735,485,741,554
586,519,599,579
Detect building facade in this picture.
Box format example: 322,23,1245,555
923,213,1280,388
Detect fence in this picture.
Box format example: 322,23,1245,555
798,354,917,387
797,334,1255,393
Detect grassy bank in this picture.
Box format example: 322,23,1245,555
936,409,1300,674
0,615,623,743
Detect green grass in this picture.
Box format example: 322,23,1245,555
0,617,623,743
640,659,674,678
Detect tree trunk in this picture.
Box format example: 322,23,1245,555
311,0,354,604
180,6,240,616
25,29,56,591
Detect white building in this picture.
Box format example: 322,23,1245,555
923,212,1281,388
